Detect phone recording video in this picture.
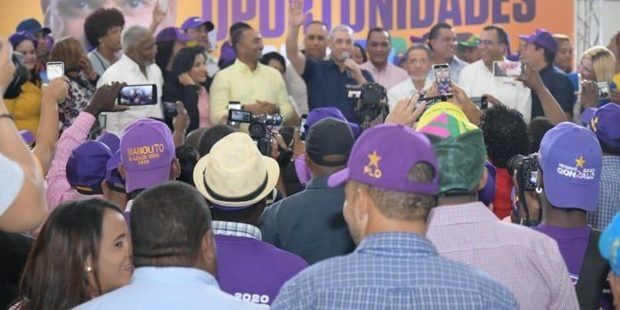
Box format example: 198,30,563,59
46,61,64,81
470,96,488,109
117,84,157,106
228,109,252,124
299,114,308,141
597,82,611,99
433,64,452,97
493,61,526,78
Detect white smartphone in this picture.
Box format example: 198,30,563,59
46,61,64,81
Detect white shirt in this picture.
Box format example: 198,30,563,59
360,62,410,90
284,63,309,115
0,153,24,216
97,55,164,136
459,60,532,122
387,77,433,110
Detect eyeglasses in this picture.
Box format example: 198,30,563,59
478,40,496,46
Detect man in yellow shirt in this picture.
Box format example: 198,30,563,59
210,24,293,125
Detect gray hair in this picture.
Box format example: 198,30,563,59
328,24,354,40
122,25,152,51
406,43,433,60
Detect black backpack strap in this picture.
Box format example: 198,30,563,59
576,229,610,310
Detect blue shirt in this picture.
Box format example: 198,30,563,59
588,155,620,230
532,65,576,118
302,59,374,123
76,267,267,310
260,175,355,264
271,232,518,310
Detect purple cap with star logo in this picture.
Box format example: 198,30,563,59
327,124,439,195
538,122,602,212
589,103,620,151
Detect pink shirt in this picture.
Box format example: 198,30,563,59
427,202,579,310
360,62,409,90
45,112,100,210
197,86,212,128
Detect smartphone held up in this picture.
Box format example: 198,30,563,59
117,84,157,106
46,61,64,81
493,61,526,79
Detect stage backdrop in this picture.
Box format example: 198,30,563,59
0,0,573,56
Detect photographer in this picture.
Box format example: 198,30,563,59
480,105,530,219
528,122,609,309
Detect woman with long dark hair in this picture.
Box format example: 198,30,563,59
12,199,132,309
167,45,212,132
5,32,42,134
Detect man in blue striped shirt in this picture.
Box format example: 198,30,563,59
271,124,518,309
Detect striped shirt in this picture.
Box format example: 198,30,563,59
271,232,518,310
427,202,579,310
588,155,620,230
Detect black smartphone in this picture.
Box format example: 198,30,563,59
299,114,308,141
117,84,157,106
228,109,252,125
470,96,488,109
433,63,452,97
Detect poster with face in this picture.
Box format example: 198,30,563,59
40,0,178,45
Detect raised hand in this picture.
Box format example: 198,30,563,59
289,0,307,28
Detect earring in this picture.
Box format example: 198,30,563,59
85,266,93,272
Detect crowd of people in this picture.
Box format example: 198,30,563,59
1,0,620,308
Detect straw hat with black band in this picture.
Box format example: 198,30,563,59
193,132,280,208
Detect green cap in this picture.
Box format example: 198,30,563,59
459,35,479,48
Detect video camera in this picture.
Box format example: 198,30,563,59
507,153,540,226
228,109,282,156
347,82,388,129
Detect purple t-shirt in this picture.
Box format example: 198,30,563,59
534,224,591,283
215,235,308,305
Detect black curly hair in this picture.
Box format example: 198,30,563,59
480,105,530,168
83,8,125,48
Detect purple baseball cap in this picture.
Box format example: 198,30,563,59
538,122,602,211
589,103,620,150
328,124,439,195
96,132,120,154
306,107,361,138
581,107,597,127
519,29,557,53
9,31,37,49
120,118,175,193
66,141,113,195
105,151,126,193
181,16,215,32
155,27,191,44
19,130,35,145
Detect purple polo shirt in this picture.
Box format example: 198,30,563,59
534,224,591,284
215,234,308,305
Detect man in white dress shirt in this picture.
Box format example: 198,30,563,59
458,25,533,122
387,44,433,110
97,26,164,135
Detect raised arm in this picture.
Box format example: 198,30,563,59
0,37,47,232
286,0,308,75
520,65,567,125
32,77,68,175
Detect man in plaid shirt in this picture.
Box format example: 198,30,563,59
272,124,518,309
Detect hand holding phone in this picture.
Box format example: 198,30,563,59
46,61,64,81
117,84,157,106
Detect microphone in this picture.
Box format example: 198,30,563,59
341,51,352,79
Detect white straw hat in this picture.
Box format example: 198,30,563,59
193,132,280,208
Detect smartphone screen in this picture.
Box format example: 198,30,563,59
46,62,64,81
493,61,525,78
117,84,157,106
228,109,252,124
598,82,611,99
469,96,488,109
299,114,308,141
433,64,452,97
